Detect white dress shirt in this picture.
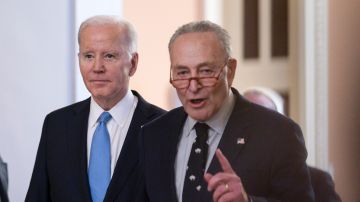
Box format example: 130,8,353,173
87,90,138,176
174,91,235,201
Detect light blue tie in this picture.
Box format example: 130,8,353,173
89,112,112,202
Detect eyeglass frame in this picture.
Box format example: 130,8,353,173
169,58,230,89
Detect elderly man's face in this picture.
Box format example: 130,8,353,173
78,24,137,110
170,32,236,121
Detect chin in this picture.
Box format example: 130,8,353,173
186,109,211,122
91,88,109,96
91,92,110,101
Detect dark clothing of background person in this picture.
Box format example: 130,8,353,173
0,156,9,202
309,166,342,202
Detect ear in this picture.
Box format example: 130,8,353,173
129,53,138,77
226,58,237,87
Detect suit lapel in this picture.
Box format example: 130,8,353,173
104,91,164,201
104,98,146,200
145,108,187,202
67,98,92,201
165,109,187,202
193,89,251,201
208,88,252,175
144,107,186,202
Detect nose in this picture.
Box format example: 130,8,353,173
188,78,201,92
93,58,105,73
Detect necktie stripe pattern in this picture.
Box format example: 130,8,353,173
182,122,209,202
89,112,112,202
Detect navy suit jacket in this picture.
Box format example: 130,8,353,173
309,166,341,202
26,90,165,202
140,88,314,202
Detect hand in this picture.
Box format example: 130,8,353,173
204,149,249,202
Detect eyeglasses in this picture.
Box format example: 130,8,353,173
169,61,228,89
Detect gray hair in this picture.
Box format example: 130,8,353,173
78,15,137,55
168,20,232,58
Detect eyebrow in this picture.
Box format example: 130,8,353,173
172,61,216,70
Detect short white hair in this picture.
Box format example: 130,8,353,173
78,15,137,55
243,86,285,114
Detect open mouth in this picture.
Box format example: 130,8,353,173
189,97,208,108
190,98,205,104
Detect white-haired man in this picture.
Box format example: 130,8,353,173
26,15,165,202
139,21,314,202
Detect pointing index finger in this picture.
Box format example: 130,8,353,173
216,149,235,173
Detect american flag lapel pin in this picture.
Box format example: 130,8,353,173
237,138,245,145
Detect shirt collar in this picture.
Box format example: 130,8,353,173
89,90,135,128
184,90,235,136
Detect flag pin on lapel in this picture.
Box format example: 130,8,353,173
237,138,245,144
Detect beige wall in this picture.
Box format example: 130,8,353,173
222,0,299,123
329,0,360,200
123,0,202,110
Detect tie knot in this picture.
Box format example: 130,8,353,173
98,112,112,124
194,122,209,138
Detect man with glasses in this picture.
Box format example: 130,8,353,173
139,21,314,202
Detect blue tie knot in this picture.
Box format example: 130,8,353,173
99,112,112,124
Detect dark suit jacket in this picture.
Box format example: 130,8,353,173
140,88,314,202
26,90,165,202
309,166,341,202
0,156,9,202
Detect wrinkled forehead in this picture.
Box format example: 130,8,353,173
79,24,130,52
169,32,227,68
81,24,126,39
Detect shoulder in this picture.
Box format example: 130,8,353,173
132,90,166,119
143,107,185,129
241,100,304,147
309,166,334,186
231,88,306,155
44,98,90,121
233,88,300,132
309,166,341,201
139,107,185,151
